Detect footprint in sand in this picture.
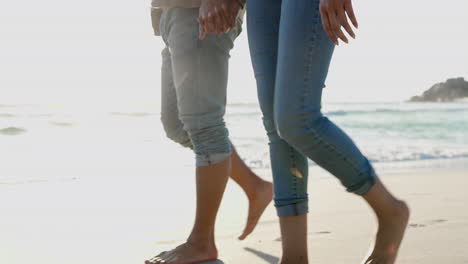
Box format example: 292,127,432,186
315,231,332,234
409,223,426,228
409,219,447,228
429,219,447,224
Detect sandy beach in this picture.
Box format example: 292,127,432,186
216,168,468,264
1,102,466,264
1,161,467,264
1,0,467,261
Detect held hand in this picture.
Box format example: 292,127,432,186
198,0,241,40
319,0,358,45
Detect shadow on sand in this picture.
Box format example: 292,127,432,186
244,247,280,264
200,260,224,264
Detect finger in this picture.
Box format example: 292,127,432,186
222,15,235,33
328,9,348,44
228,2,239,29
199,24,206,39
197,17,204,39
221,3,235,31
345,0,358,28
224,2,237,32
198,17,207,39
223,15,234,33
212,7,223,34
320,9,338,45
217,6,230,33
338,7,355,38
217,4,231,34
204,11,217,34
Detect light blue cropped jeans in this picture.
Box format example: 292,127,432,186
247,0,376,216
159,8,242,167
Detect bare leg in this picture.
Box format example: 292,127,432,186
278,214,309,264
147,146,272,263
362,178,410,264
230,145,273,240
274,179,408,264
147,157,231,264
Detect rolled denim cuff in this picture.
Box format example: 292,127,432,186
276,201,309,217
346,167,377,195
190,125,231,167
196,151,231,167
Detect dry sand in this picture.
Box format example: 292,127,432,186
1,167,467,264
215,169,468,264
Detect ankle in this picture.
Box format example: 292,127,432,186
376,199,410,220
187,233,216,250
247,179,271,200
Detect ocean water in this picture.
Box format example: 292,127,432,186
227,101,468,171
1,101,468,185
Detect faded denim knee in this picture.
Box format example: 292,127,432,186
160,115,193,149
181,115,232,167
276,107,376,196
160,8,238,168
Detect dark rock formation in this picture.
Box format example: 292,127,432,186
409,77,468,102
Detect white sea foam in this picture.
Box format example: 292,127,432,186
0,102,466,184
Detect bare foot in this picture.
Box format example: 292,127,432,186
364,201,410,264
238,181,273,240
146,242,218,264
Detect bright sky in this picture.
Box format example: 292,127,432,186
0,0,467,106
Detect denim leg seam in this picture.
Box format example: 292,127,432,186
299,2,368,179
302,4,320,90
289,146,298,197
299,14,359,171
301,1,373,192
195,40,202,131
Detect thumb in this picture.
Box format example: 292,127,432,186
197,18,206,40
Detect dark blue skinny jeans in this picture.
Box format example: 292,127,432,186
247,0,376,217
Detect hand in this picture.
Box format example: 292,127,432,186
198,0,241,40
319,0,358,45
